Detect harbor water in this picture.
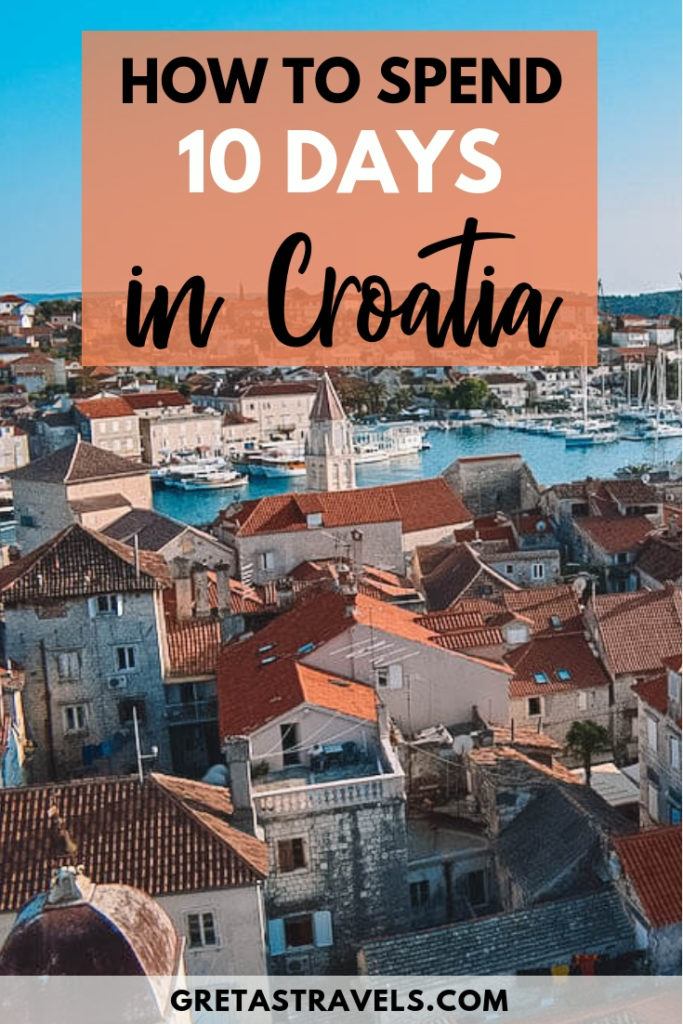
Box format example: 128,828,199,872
152,425,682,527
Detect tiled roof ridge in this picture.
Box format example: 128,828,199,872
64,437,81,482
148,773,267,878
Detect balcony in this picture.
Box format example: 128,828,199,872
252,736,405,819
165,698,217,724
253,772,405,818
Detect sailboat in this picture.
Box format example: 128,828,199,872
565,368,618,446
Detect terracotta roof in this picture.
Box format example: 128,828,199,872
217,588,511,734
239,382,317,397
421,542,517,611
0,524,170,604
602,479,660,505
431,628,505,651
483,373,526,385
0,772,267,912
122,390,190,410
592,587,682,676
8,438,149,484
10,352,55,368
451,584,583,635
289,559,419,603
613,827,682,927
635,534,682,584
221,659,377,736
165,615,221,678
506,633,610,698
575,515,656,554
74,396,136,419
309,372,346,422
223,411,257,426
389,479,471,533
632,675,668,716
490,725,562,752
219,478,470,537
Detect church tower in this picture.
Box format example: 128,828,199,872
305,373,356,492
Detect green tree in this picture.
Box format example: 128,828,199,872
565,720,610,786
452,377,490,410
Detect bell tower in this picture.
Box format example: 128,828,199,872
305,373,356,491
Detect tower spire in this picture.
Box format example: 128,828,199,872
305,373,356,491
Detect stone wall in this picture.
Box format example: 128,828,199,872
257,766,410,973
3,591,170,781
510,685,611,746
443,455,539,517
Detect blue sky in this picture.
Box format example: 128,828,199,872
1,1,680,294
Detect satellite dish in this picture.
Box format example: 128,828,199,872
535,520,547,533
202,764,230,787
641,473,651,484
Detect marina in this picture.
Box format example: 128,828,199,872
152,422,682,526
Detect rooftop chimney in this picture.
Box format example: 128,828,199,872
193,567,211,618
171,557,193,621
215,562,232,615
275,576,295,611
223,735,256,835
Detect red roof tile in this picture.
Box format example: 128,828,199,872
593,587,682,677
217,588,510,734
0,773,267,912
632,675,668,716
221,658,377,736
450,585,583,635
220,478,470,537
74,397,136,419
575,516,656,554
0,524,170,604
506,633,610,698
613,827,682,927
122,390,189,410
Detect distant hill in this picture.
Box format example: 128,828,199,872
15,289,683,317
22,293,81,303
603,290,681,317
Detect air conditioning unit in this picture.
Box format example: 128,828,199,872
108,676,128,691
285,953,311,975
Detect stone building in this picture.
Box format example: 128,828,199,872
213,478,472,585
0,524,171,781
506,631,612,745
217,585,511,747
0,421,29,474
103,507,236,571
119,392,225,464
632,658,681,826
10,439,152,552
443,453,540,517
612,826,681,975
74,396,143,461
412,541,520,611
0,772,268,975
220,673,410,974
305,372,355,492
542,477,663,566
196,381,317,443
585,587,682,760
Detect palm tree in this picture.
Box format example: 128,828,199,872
565,720,610,786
